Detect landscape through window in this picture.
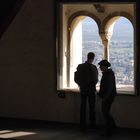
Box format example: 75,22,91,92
82,17,134,92
57,3,136,94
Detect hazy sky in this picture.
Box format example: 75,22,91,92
82,17,133,41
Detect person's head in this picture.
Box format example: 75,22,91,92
98,60,111,72
87,52,95,63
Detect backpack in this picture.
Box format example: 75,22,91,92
74,70,79,84
74,63,94,87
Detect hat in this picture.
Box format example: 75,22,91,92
98,60,111,67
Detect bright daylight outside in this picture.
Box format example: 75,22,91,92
71,16,134,93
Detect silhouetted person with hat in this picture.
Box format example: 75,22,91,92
98,60,117,137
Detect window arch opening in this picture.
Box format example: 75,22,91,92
69,16,103,89
109,17,134,92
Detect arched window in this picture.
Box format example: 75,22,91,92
69,16,102,88
57,13,102,90
57,3,136,94
109,17,134,93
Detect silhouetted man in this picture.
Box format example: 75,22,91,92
98,60,117,137
75,52,98,129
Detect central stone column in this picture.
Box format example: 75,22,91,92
99,31,112,60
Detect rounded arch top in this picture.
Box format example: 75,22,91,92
68,11,101,31
101,11,134,33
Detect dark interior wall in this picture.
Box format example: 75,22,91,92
0,0,25,38
0,0,17,25
0,0,57,119
0,0,140,129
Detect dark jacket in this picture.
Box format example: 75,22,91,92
76,61,98,89
99,69,117,101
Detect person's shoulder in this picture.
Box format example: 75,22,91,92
78,63,84,67
108,69,115,76
77,63,85,69
109,69,114,73
91,64,97,69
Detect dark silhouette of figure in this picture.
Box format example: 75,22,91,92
98,60,117,137
75,52,98,129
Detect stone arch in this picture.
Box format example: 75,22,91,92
68,11,101,33
101,11,134,33
67,11,101,87
99,11,134,60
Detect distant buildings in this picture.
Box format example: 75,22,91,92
82,26,134,87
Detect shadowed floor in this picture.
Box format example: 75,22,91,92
0,118,140,140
